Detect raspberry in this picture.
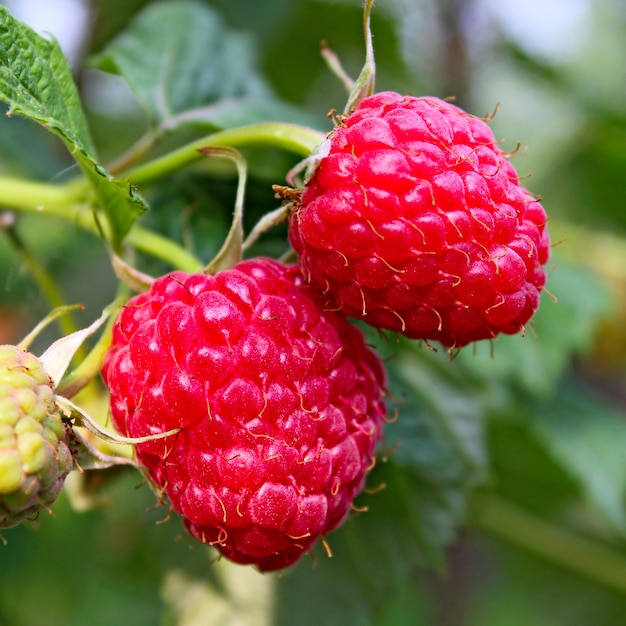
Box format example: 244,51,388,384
288,91,551,348
102,257,386,571
0,345,73,528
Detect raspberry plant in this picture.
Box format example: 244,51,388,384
0,0,625,624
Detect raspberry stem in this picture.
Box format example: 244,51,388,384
343,0,377,113
202,147,247,274
124,123,326,186
0,122,326,272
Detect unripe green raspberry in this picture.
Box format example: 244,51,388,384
0,345,73,528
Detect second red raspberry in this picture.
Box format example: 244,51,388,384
102,258,386,571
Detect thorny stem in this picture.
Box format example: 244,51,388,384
476,494,626,595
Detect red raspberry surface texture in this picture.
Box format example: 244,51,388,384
289,91,551,347
102,258,386,571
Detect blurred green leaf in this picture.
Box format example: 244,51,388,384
375,341,490,563
531,382,626,532
486,378,626,534
89,1,311,132
550,118,626,231
502,38,626,233
275,460,442,626
274,331,489,624
487,414,582,517
391,345,487,477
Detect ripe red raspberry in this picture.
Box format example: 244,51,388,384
101,257,385,571
288,91,550,348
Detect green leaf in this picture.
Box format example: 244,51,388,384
90,1,275,130
486,378,626,534
0,6,148,246
0,6,95,154
371,340,489,565
390,345,488,477
531,382,626,532
486,414,582,517
275,461,441,626
275,332,490,624
74,155,148,245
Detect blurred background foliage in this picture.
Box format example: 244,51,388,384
0,0,625,624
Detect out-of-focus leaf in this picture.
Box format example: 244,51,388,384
275,331,488,625
487,377,626,533
160,96,321,133
275,460,445,626
391,345,488,477
531,382,626,532
455,257,613,397
0,6,148,245
502,39,626,232
0,104,71,179
549,119,626,231
89,1,309,132
87,0,151,53
486,414,582,517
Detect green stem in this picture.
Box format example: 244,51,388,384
0,176,201,272
0,177,81,213
124,122,326,187
475,494,626,595
126,227,202,272
0,122,326,270
344,0,376,113
107,130,159,175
